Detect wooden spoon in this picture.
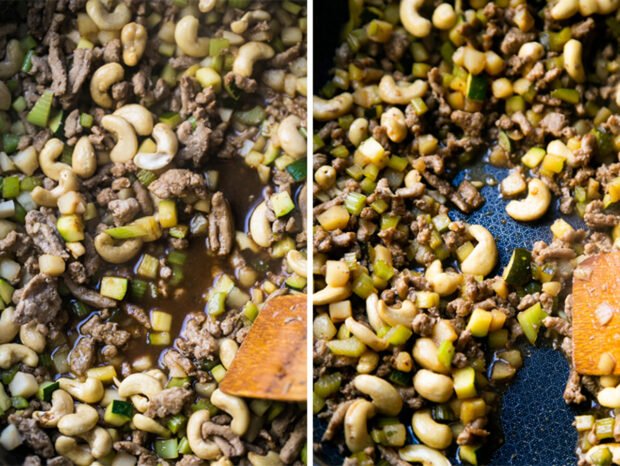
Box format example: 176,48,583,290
219,294,307,401
572,252,620,375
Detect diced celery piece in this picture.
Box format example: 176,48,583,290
385,325,412,345
326,336,366,357
207,292,227,316
100,276,128,301
137,254,159,279
352,273,375,299
155,438,178,460
2,176,19,199
79,112,94,128
105,224,146,239
26,91,53,128
344,192,367,216
313,372,342,398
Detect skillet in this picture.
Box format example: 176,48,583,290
313,1,583,464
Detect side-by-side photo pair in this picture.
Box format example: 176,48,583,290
0,0,618,465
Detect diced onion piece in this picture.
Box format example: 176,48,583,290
0,200,15,219
0,424,23,451
0,258,20,282
8,372,38,398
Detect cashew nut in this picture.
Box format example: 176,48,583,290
353,375,402,416
210,389,250,436
277,116,306,159
563,39,586,83
94,232,143,264
432,3,457,30
86,0,130,30
117,373,163,400
58,377,104,403
551,0,620,19
344,399,376,453
380,107,408,143
233,41,275,78
174,15,210,57
71,136,97,179
113,104,153,136
199,0,216,12
345,317,388,352
505,178,551,222
187,410,221,460
348,118,369,146
32,168,80,207
400,0,432,38
460,224,497,277
101,115,138,163
133,123,178,170
413,369,454,402
249,201,273,248
132,414,171,437
231,10,271,34
39,138,70,181
19,321,46,353
120,22,147,67
79,427,112,459
366,293,386,332
286,250,307,278
379,75,428,105
425,260,462,296
0,307,19,344
377,299,417,328
219,338,239,370
0,343,38,368
58,403,99,436
314,93,354,121
413,338,451,374
0,81,11,110
55,436,93,466
90,63,124,108
597,385,620,408
399,444,451,466
313,285,352,306
412,409,453,450
33,389,74,428
0,40,24,79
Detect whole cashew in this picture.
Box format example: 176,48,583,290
314,93,354,121
120,22,147,67
413,338,451,374
425,260,462,296
102,115,138,163
379,75,428,105
132,414,171,437
460,224,497,277
72,136,97,179
413,369,454,402
0,307,19,344
399,444,451,466
286,250,307,278
400,0,432,38
113,104,153,136
19,321,47,353
563,39,586,83
94,232,143,264
39,138,70,181
344,399,376,453
505,178,551,222
348,118,369,146
313,285,352,306
117,373,163,400
597,385,620,408
58,377,104,403
187,410,221,460
58,404,99,436
249,201,273,248
432,3,457,30
377,299,417,328
233,42,275,78
133,123,178,170
353,375,402,416
412,409,453,449
231,10,271,34
174,15,210,57
0,343,38,368
86,0,130,30
0,40,24,79
210,389,250,436
90,63,125,108
33,389,74,428
345,317,388,352
78,427,112,459
32,168,80,207
0,81,11,110
277,116,306,159
199,0,216,12
55,436,93,466
380,107,407,143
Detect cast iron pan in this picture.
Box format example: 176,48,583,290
313,2,583,464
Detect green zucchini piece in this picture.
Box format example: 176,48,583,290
502,248,532,286
286,157,307,181
270,191,295,217
517,302,548,345
285,273,307,290
37,381,59,402
0,278,15,304
466,73,487,102
57,215,84,242
100,277,128,301
48,109,63,134
104,400,133,426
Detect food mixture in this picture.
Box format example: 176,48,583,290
312,0,620,464
0,0,307,464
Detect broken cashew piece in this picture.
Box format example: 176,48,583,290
380,107,407,143
377,299,417,329
187,410,221,460
506,178,551,222
198,0,216,12
400,0,432,38
72,136,97,179
425,260,462,296
94,232,143,264
32,168,80,207
133,123,178,170
0,343,38,368
563,39,586,83
459,224,497,277
399,444,451,466
233,41,275,78
0,307,19,344
231,10,271,34
314,93,354,121
120,22,147,67
90,63,124,108
379,75,428,105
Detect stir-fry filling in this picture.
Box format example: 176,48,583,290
0,0,307,465
312,0,619,464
